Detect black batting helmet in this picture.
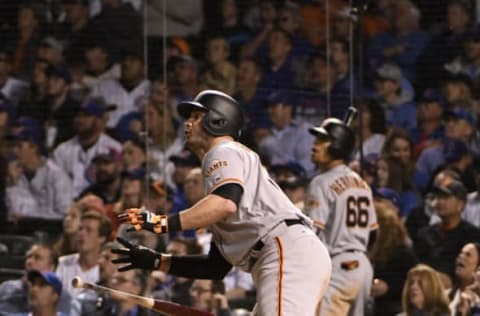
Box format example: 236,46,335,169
178,90,245,140
309,118,355,160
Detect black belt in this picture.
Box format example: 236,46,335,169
252,219,304,251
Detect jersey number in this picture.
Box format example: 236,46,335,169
346,196,370,228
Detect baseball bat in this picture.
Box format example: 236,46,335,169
71,277,214,316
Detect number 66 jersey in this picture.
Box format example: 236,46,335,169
305,164,378,256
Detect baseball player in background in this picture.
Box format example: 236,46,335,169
111,90,332,315
306,117,378,316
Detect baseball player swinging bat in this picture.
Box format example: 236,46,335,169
71,277,213,316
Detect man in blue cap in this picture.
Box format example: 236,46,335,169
258,90,316,177
13,269,66,316
6,126,73,224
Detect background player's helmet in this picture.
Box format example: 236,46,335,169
178,90,245,140
309,118,356,160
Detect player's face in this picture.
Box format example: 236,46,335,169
184,110,208,151
311,137,332,166
455,243,479,281
408,275,425,309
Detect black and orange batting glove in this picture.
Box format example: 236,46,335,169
118,208,168,234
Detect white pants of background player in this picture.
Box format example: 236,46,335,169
321,251,373,316
250,222,332,315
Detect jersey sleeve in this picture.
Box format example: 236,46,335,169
304,178,331,231
203,145,245,193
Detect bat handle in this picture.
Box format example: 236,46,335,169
343,106,357,127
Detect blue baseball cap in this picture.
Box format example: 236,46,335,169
444,108,475,125
264,90,295,107
270,161,307,179
27,270,62,296
419,89,446,107
93,148,122,163
11,126,44,148
77,98,116,118
375,187,401,210
443,138,469,163
14,116,41,130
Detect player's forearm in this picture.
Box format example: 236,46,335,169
179,194,237,230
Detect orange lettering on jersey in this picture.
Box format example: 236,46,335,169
204,160,229,177
329,176,369,195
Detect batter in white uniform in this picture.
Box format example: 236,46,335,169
112,90,331,315
306,118,377,316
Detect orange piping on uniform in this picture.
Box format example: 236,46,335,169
275,236,284,316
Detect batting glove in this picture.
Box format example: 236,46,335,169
111,237,162,271
118,207,168,234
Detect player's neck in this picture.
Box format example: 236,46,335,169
321,159,344,171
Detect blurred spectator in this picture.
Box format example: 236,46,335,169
223,267,254,305
234,58,270,148
0,242,71,315
258,90,316,176
361,0,394,39
447,243,480,315
406,168,461,244
6,126,73,222
18,270,67,316
329,37,357,94
241,0,278,57
417,109,480,187
56,210,112,295
416,0,472,91
82,40,121,90
10,2,45,79
278,174,307,211
121,134,146,171
258,28,295,91
367,0,428,82
89,48,150,128
442,137,476,192
204,0,251,63
376,156,421,218
445,24,480,84
184,167,205,207
463,169,480,227
61,0,91,63
54,201,90,256
37,36,65,68
399,264,450,316
70,241,120,316
382,128,429,193
351,98,387,161
148,77,178,122
190,279,232,316
152,237,203,306
105,269,152,315
169,55,201,103
297,51,348,122
442,73,475,114
16,58,50,118
414,179,480,282
25,64,78,151
78,149,123,205
143,98,184,187
0,47,29,106
52,97,121,197
410,89,446,158
200,35,236,95
369,200,418,316
277,1,313,61
373,63,417,131
88,0,142,62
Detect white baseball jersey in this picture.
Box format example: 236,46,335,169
88,78,150,128
202,140,308,270
305,164,377,256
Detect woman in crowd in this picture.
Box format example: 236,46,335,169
122,134,147,171
400,264,450,316
370,200,418,316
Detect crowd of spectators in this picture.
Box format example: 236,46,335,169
0,0,479,315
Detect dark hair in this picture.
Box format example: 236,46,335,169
29,242,59,269
382,128,416,172
358,98,387,134
81,211,112,241
379,156,415,192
